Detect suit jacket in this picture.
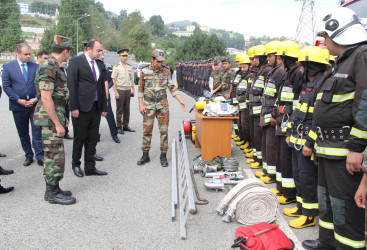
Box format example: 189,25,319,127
67,54,107,113
2,60,39,111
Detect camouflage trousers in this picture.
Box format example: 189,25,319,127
41,124,65,185
141,102,170,153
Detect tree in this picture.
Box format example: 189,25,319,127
128,24,150,61
55,0,92,55
111,9,127,29
118,11,144,48
0,0,23,51
148,15,165,37
40,27,57,52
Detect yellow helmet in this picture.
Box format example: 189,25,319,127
276,40,299,58
247,47,254,58
252,45,266,56
265,41,280,55
297,46,330,65
322,49,330,63
235,52,246,62
238,55,251,64
329,55,336,62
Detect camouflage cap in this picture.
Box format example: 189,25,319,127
222,57,231,63
152,49,165,61
53,35,73,49
213,59,221,65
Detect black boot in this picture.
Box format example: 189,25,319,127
137,152,150,165
160,153,168,167
44,181,72,201
0,185,14,194
46,183,76,205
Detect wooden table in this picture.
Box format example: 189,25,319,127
195,112,239,161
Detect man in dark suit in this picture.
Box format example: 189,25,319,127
2,43,44,167
68,39,108,177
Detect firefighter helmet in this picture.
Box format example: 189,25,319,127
252,45,266,56
297,46,330,65
235,52,246,62
247,47,254,58
276,40,299,58
239,55,251,64
265,41,280,55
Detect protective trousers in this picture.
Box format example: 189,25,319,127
41,125,65,185
239,110,250,142
261,125,277,178
234,118,241,140
318,157,365,249
276,135,296,199
292,148,318,216
141,102,170,153
252,116,262,164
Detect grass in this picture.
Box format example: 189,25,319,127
20,15,55,28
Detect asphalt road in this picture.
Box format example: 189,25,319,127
0,60,316,249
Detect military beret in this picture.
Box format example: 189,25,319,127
117,48,129,56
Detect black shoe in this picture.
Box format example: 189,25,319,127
0,185,14,194
37,159,44,166
47,183,76,205
0,166,14,175
85,168,108,176
118,129,124,134
137,152,150,165
44,182,72,201
112,135,120,143
0,152,6,157
160,153,168,167
302,239,335,250
123,126,135,132
72,166,84,177
64,134,73,140
93,154,103,161
23,157,33,166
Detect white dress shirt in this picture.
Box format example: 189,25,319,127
84,54,100,81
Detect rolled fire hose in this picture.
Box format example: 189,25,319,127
223,185,279,226
216,178,264,215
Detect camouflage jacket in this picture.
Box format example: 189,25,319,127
211,68,224,91
138,64,178,106
221,68,233,96
34,55,69,127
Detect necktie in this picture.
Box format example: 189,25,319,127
21,63,28,82
91,61,98,100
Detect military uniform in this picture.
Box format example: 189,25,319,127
138,64,178,153
221,68,232,98
211,67,224,94
34,56,68,185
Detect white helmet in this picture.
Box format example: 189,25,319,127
315,7,367,46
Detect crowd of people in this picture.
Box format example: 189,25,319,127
0,5,366,249
179,7,366,250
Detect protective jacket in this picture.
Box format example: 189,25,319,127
249,64,272,117
260,64,285,126
312,44,367,159
274,64,303,136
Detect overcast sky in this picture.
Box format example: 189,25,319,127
99,0,340,39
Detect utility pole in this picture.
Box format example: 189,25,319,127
295,0,316,45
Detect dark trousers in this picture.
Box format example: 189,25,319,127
276,135,296,198
65,103,70,135
239,110,251,142
12,107,43,160
252,116,262,164
261,125,277,178
249,110,254,149
106,94,118,137
116,89,131,129
71,102,101,171
292,148,318,216
318,157,365,249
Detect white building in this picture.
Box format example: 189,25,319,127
17,3,29,14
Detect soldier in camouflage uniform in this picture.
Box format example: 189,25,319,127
137,49,186,167
211,59,225,97
33,35,76,205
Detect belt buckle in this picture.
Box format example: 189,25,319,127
342,125,350,142
317,126,324,141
